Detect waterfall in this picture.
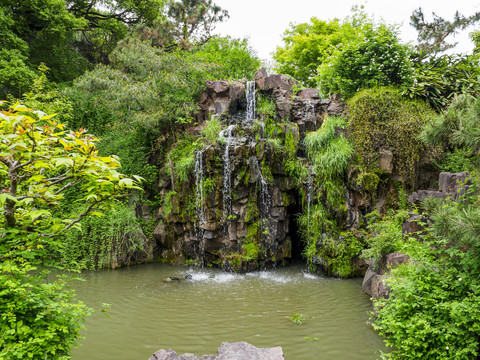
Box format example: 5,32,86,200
246,81,256,120
194,150,205,263
194,150,205,224
306,174,313,241
305,100,316,127
220,125,236,217
250,156,271,237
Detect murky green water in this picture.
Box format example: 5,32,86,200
71,263,385,360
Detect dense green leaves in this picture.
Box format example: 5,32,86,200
0,261,91,359
348,87,435,185
317,25,414,99
273,17,360,87
405,54,480,111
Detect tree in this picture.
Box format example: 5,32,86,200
66,0,166,63
410,8,480,56
0,102,142,358
273,17,360,87
317,24,414,99
166,0,228,48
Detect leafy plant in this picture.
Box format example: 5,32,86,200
290,313,308,325
317,24,414,99
0,103,141,359
361,210,409,268
201,115,222,144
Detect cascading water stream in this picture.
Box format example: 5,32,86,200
194,150,205,260
306,174,313,241
250,156,271,239
304,100,316,127
246,81,256,120
220,125,236,218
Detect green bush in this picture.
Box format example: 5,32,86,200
371,176,480,359
193,36,261,79
60,202,147,270
318,25,414,99
361,210,409,267
0,261,91,360
405,54,480,112
348,87,435,186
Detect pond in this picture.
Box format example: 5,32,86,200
71,263,385,360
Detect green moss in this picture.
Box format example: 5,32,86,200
284,125,299,158
347,87,435,187
241,240,260,261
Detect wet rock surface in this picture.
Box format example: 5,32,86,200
148,342,285,360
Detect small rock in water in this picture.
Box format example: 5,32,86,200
148,341,284,360
163,277,180,283
185,274,193,281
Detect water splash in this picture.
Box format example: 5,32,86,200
220,125,236,217
246,81,256,120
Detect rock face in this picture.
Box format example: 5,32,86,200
409,171,470,204
148,342,285,360
362,252,411,298
152,68,341,271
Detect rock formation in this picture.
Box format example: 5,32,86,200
148,342,285,360
151,68,343,271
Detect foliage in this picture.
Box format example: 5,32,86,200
0,0,89,85
305,116,353,208
256,94,277,119
410,7,480,56
0,49,37,99
348,87,435,186
0,103,141,358
420,93,480,151
361,210,409,267
0,261,91,359
166,0,229,47
290,313,307,325
433,147,480,173
21,64,74,124
317,24,414,99
370,176,480,359
67,0,166,63
0,103,141,244
405,54,480,111
200,115,222,144
60,202,147,269
273,16,361,87
166,135,202,185
284,158,308,186
193,36,261,79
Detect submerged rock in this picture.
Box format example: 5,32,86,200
148,342,285,360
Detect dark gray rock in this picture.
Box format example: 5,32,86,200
438,171,470,195
379,149,393,174
362,252,410,298
297,88,319,99
148,342,284,360
408,190,447,204
402,214,428,236
215,341,284,360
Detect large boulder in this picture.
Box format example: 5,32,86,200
362,252,410,298
148,342,285,360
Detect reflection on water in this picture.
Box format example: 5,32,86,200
71,263,385,360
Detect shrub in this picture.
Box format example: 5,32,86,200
348,87,436,186
317,24,414,98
